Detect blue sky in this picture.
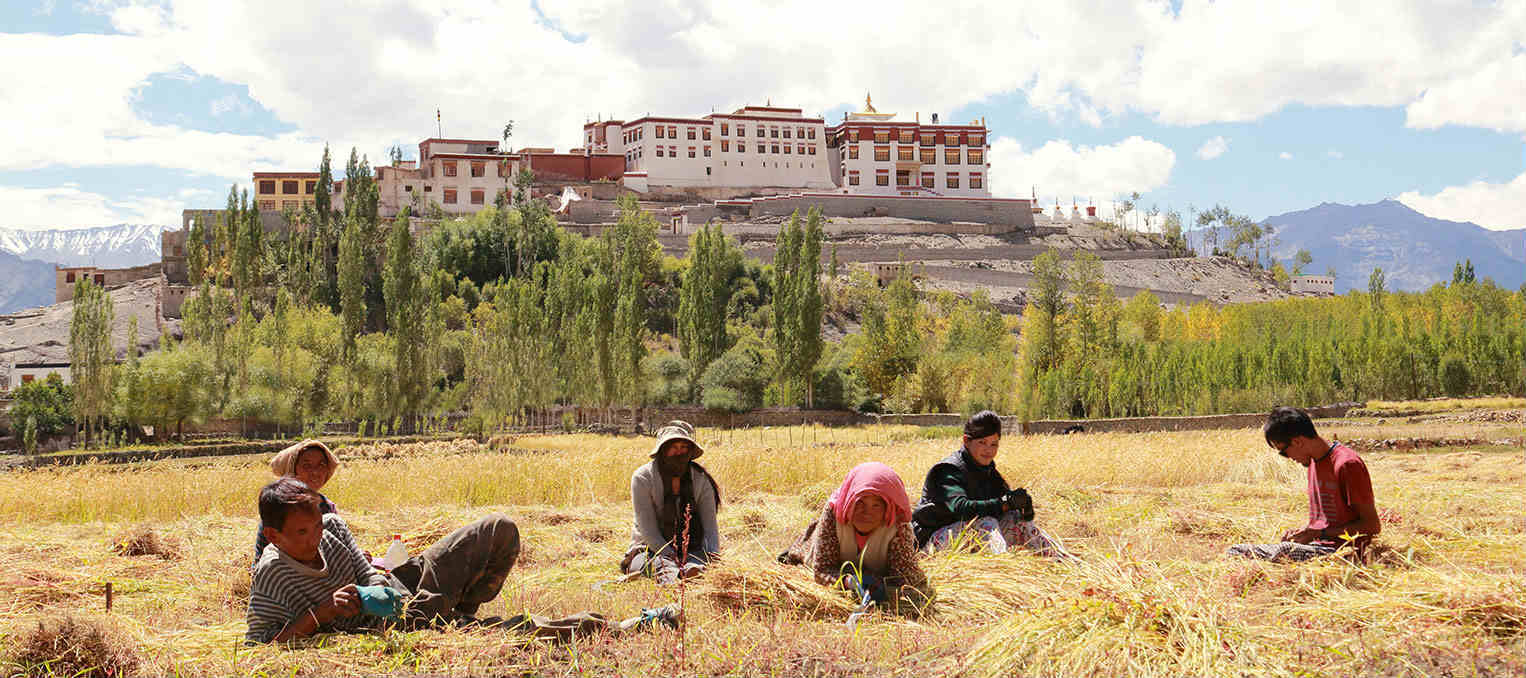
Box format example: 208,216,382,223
2,0,1523,231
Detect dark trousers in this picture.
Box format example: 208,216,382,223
392,513,520,621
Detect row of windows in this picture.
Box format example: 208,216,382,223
845,146,985,164
257,199,310,211
636,124,822,142
441,189,487,205
846,130,986,146
439,161,492,178
846,170,983,189
650,142,819,158
257,179,318,195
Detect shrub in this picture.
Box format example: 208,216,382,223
1440,354,1472,397
700,340,768,412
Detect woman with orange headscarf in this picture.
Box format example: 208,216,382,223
782,462,929,606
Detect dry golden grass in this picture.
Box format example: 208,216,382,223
0,420,1522,676
1355,396,1526,416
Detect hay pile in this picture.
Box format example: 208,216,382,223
5,615,140,678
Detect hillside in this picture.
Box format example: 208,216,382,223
1257,200,1525,292
0,251,55,314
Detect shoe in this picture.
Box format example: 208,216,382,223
625,604,682,632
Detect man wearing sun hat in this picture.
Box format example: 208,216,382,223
620,421,723,585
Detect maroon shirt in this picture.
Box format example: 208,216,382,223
1306,442,1375,548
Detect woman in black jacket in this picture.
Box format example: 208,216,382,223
911,411,1071,557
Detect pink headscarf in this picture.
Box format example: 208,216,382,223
827,462,913,527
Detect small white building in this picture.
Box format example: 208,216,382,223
1291,275,1336,296
5,361,71,389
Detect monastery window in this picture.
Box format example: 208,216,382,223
771,127,779,138
784,144,792,154
808,128,816,139
66,271,76,283
282,180,299,194
921,133,935,146
968,149,984,165
945,149,961,164
668,126,678,137
875,170,889,186
756,125,766,136
848,145,859,159
874,131,889,143
946,173,960,189
783,128,791,139
848,170,860,185
896,170,910,186
305,180,317,194
921,148,937,164
739,142,747,153
656,126,665,138
283,200,298,210
798,127,807,138
656,148,664,157
703,128,711,140
874,145,890,162
721,140,730,152
704,146,711,157
798,144,806,155
721,123,729,135
898,130,914,144
945,133,961,145
669,145,677,156
848,129,860,142
259,200,276,210
898,146,914,161
689,147,696,158
470,189,485,205
706,167,712,175
809,146,816,155
969,173,984,189
444,189,458,204
259,180,276,194
737,125,745,136
405,185,413,192
771,144,780,154
444,161,458,177
969,134,985,146
471,162,485,178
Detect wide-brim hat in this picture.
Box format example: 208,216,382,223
649,420,703,459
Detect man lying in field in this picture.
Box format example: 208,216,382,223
246,477,677,644
1226,406,1381,562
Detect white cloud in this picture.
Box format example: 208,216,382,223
1398,172,1526,231
209,93,250,117
990,136,1175,210
0,185,185,229
1279,152,1293,160
1326,150,1344,159
1404,31,1526,133
3,0,1525,232
1195,136,1228,160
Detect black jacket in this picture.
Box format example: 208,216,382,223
912,448,1011,547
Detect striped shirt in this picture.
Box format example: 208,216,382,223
245,513,389,644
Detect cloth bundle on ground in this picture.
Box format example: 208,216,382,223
781,462,930,609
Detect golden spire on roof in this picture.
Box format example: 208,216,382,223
864,92,876,113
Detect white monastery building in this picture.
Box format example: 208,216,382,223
583,95,991,198
826,95,991,198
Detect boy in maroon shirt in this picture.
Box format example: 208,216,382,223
1226,407,1381,561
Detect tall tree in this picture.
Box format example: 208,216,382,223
383,209,427,426
314,144,337,307
68,278,115,447
772,211,801,400
677,224,740,396
337,209,368,370
795,207,825,406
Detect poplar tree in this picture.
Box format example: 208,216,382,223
187,214,208,286
337,210,367,368
772,211,801,401
383,209,426,426
677,224,738,396
68,278,115,447
795,207,825,406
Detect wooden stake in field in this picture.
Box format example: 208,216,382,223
104,581,113,612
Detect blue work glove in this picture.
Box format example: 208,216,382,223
356,585,405,619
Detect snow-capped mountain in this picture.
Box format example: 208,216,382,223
0,224,170,269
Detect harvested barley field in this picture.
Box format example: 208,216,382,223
0,417,1522,677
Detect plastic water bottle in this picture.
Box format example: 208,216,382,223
380,534,408,570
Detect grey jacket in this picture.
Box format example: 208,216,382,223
629,461,721,557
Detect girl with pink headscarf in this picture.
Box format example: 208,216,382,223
780,462,930,607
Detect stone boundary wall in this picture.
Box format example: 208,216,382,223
736,194,1037,230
